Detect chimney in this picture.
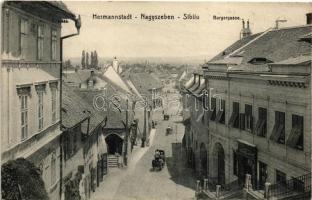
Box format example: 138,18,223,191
240,19,252,39
307,13,312,24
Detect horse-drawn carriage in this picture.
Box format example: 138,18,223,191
152,149,165,171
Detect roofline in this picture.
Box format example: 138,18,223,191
44,1,76,20
269,23,312,32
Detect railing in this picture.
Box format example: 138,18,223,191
268,173,311,198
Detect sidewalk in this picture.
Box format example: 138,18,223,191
90,129,156,200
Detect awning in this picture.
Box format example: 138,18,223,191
184,77,194,89
193,79,206,96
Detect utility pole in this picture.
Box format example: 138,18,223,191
142,107,146,147
124,99,129,166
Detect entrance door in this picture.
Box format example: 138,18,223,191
213,143,225,185
200,143,208,177
238,156,255,188
105,134,123,155
258,161,267,189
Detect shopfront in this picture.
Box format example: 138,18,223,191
236,140,257,189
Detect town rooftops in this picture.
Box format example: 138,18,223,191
206,24,312,72
129,72,163,95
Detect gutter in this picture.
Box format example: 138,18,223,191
59,15,81,200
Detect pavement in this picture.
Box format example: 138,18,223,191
90,87,197,200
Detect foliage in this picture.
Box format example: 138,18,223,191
1,158,49,200
81,50,99,69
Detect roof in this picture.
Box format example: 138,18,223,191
104,84,134,129
272,55,312,65
129,73,163,95
5,1,76,20
210,33,262,62
63,70,93,86
62,84,90,129
73,89,107,133
208,25,312,71
45,1,75,19
101,66,132,94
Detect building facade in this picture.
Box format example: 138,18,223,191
1,2,78,199
202,17,311,194
182,72,209,177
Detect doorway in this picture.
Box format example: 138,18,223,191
105,134,123,155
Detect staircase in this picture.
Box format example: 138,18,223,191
107,155,118,168
267,172,311,200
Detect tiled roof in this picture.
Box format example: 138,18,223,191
208,25,312,70
272,55,312,65
73,89,107,133
63,70,92,85
62,84,90,129
104,84,134,129
210,33,262,62
129,73,163,95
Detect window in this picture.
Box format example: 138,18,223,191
287,115,304,150
21,95,28,140
256,107,267,137
20,18,28,59
38,90,44,130
216,99,225,124
270,111,285,144
51,87,57,123
245,104,253,131
229,102,240,128
51,152,56,186
51,30,57,60
37,25,44,60
276,170,286,185
207,97,216,121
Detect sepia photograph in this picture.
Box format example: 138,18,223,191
1,1,312,200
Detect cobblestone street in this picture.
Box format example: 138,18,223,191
91,88,197,200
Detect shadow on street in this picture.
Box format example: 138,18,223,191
166,142,197,191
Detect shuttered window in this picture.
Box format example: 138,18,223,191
270,111,285,144
256,107,267,137
287,114,303,150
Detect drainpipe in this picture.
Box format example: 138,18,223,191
59,15,81,200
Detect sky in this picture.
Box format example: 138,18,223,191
62,1,311,61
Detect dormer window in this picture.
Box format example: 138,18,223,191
248,57,273,65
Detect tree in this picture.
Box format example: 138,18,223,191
81,50,85,69
94,51,98,68
86,52,89,68
90,51,94,68
1,158,48,200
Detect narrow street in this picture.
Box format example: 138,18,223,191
91,85,197,200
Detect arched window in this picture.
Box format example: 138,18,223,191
51,151,56,186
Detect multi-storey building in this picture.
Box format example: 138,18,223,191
1,2,79,199
202,14,311,196
182,72,209,177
